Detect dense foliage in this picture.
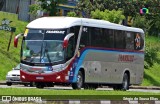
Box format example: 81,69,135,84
30,0,66,16
91,9,125,24
74,0,160,36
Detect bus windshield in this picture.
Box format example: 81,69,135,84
21,29,67,64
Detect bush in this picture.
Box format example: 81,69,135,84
91,9,125,24
144,36,160,69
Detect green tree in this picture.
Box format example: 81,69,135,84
75,0,160,36
29,3,42,18
31,0,66,16
67,12,77,17
91,9,125,24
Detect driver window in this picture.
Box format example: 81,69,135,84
66,36,75,61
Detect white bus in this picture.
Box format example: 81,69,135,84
14,17,145,90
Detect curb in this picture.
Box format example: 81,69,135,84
0,81,6,85
129,86,160,90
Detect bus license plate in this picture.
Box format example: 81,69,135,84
36,77,44,80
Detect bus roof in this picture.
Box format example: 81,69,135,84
27,17,144,33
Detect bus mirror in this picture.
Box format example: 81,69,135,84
63,33,74,48
63,40,68,48
14,33,23,47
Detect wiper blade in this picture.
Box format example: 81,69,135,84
44,42,51,63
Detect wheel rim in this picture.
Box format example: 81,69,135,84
123,74,128,89
77,73,82,88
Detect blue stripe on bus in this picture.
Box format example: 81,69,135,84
71,48,144,82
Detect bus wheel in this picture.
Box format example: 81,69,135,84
72,71,83,90
6,82,12,86
121,73,129,91
36,82,44,89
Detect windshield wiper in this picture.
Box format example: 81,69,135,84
40,32,45,63
44,42,51,63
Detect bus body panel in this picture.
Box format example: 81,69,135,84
75,48,144,84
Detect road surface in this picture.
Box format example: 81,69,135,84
0,84,160,93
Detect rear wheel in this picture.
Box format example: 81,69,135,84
113,73,129,91
121,73,129,90
72,71,84,89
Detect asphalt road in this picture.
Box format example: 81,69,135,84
0,84,160,93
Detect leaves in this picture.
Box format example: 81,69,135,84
29,0,66,16
91,9,125,24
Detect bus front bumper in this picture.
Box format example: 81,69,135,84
20,70,70,83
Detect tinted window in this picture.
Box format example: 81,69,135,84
104,29,114,48
45,30,66,40
114,30,125,49
70,26,80,45
80,26,90,48
26,29,67,40
125,32,134,50
91,27,103,47
26,29,44,40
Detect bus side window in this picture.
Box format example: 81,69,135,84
105,29,114,48
79,26,89,49
125,32,134,50
70,26,80,45
114,30,125,49
66,36,75,61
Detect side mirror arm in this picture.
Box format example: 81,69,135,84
14,33,23,47
63,33,74,48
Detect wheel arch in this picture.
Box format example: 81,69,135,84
78,67,85,83
123,70,130,85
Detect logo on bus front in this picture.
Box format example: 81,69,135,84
46,30,65,34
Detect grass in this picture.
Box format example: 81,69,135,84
142,63,160,86
0,12,27,80
142,36,160,86
0,88,154,95
0,88,160,100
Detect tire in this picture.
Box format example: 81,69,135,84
113,73,129,91
30,82,34,87
121,73,129,91
36,82,44,89
72,71,84,90
6,82,12,86
24,83,28,86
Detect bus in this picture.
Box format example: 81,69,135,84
14,17,145,90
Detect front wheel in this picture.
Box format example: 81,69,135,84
36,82,44,89
6,82,12,86
72,71,84,90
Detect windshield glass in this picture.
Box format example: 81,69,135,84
21,29,66,64
14,64,20,70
